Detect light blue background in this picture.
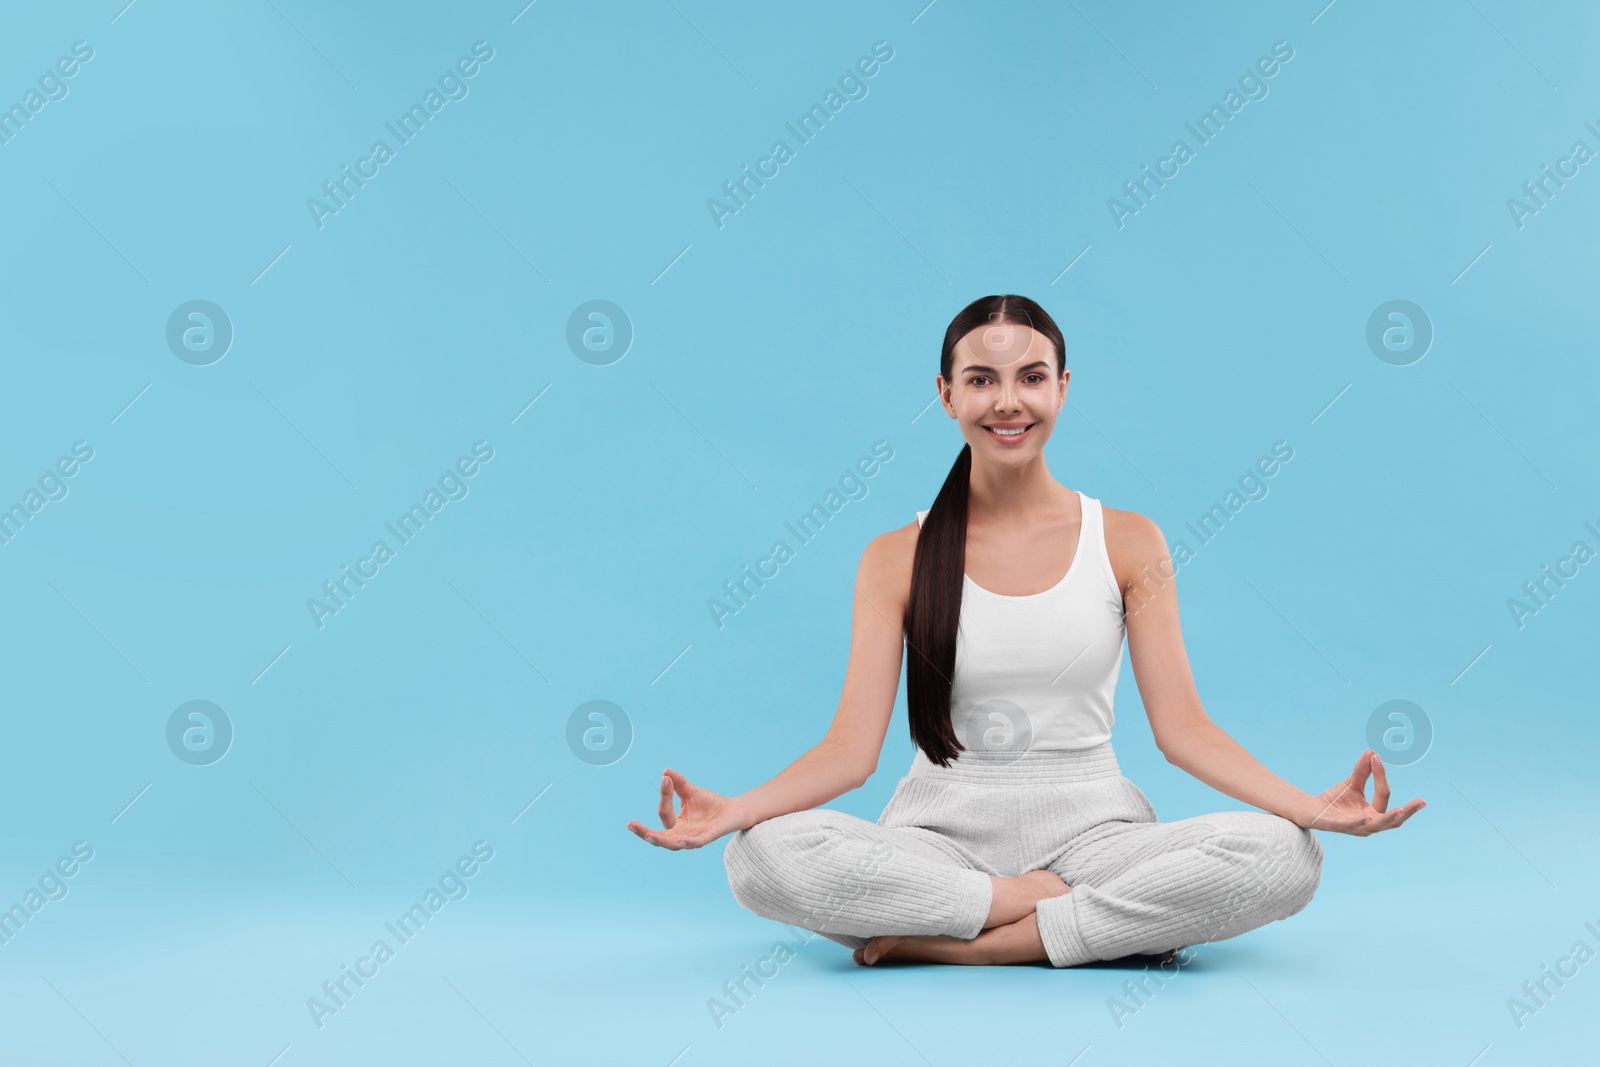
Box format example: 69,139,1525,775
1,0,1595,1064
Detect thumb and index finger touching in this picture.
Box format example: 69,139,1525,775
1345,748,1388,812
626,768,703,849
1347,748,1427,832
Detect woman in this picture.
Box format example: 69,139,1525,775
627,294,1425,968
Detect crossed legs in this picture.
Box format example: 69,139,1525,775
723,806,1322,967
1033,809,1323,967
723,807,1004,948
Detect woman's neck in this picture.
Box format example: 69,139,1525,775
966,457,1070,526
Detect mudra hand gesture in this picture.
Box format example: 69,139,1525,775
1304,750,1424,836
626,769,749,850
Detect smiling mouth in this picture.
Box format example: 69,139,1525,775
984,423,1036,441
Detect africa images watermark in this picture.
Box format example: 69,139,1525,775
1107,826,1299,1028
1505,118,1600,230
0,40,94,147
307,41,496,229
0,440,96,548
307,441,495,629
1505,518,1600,631
706,40,896,229
708,838,898,1030
305,840,495,1029
707,440,895,630
704,935,805,1031
1506,918,1600,1030
0,841,95,948
1107,39,1295,230
1121,440,1296,622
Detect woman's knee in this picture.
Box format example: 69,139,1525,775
1250,815,1323,918
1206,813,1322,920
722,809,844,911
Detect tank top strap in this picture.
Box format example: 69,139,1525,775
1078,493,1123,604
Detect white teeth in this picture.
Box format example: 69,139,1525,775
990,426,1027,436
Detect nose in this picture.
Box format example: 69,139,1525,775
996,376,1022,412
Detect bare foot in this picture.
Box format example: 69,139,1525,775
853,912,1050,966
854,933,971,966
983,869,1072,929
852,873,1070,965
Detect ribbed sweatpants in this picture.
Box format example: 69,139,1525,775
721,742,1323,967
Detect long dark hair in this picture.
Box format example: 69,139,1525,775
904,295,1067,766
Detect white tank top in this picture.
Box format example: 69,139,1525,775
914,490,1125,751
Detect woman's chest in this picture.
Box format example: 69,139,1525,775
963,520,1080,597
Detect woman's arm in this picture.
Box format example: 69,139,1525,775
1152,720,1321,828
1111,510,1323,828
731,530,911,826
628,528,913,849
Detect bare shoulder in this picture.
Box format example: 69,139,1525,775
1100,502,1169,597
857,518,922,618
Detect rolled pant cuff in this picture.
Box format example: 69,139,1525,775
949,868,993,940
1035,890,1094,968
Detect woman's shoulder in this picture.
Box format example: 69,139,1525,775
867,516,923,567
1099,499,1164,546
1099,499,1171,595
856,518,922,608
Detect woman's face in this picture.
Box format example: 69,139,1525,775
937,322,1067,461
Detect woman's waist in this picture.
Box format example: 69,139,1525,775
905,740,1123,785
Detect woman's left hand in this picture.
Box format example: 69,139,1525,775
1300,750,1425,836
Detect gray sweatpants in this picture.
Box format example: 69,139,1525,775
722,742,1323,967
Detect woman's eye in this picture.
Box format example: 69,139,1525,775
970,375,1043,386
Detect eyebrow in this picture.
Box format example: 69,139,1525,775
962,360,1052,376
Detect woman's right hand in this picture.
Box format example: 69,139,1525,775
1301,750,1425,836
626,768,750,850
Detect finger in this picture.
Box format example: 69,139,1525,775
631,823,685,850
657,773,677,829
1370,753,1391,813
662,827,706,850
1395,799,1426,824
1385,799,1423,822
1368,809,1402,832
1348,750,1373,794
1374,799,1425,832
665,768,694,805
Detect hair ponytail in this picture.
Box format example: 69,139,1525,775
904,443,971,766
904,295,1065,766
